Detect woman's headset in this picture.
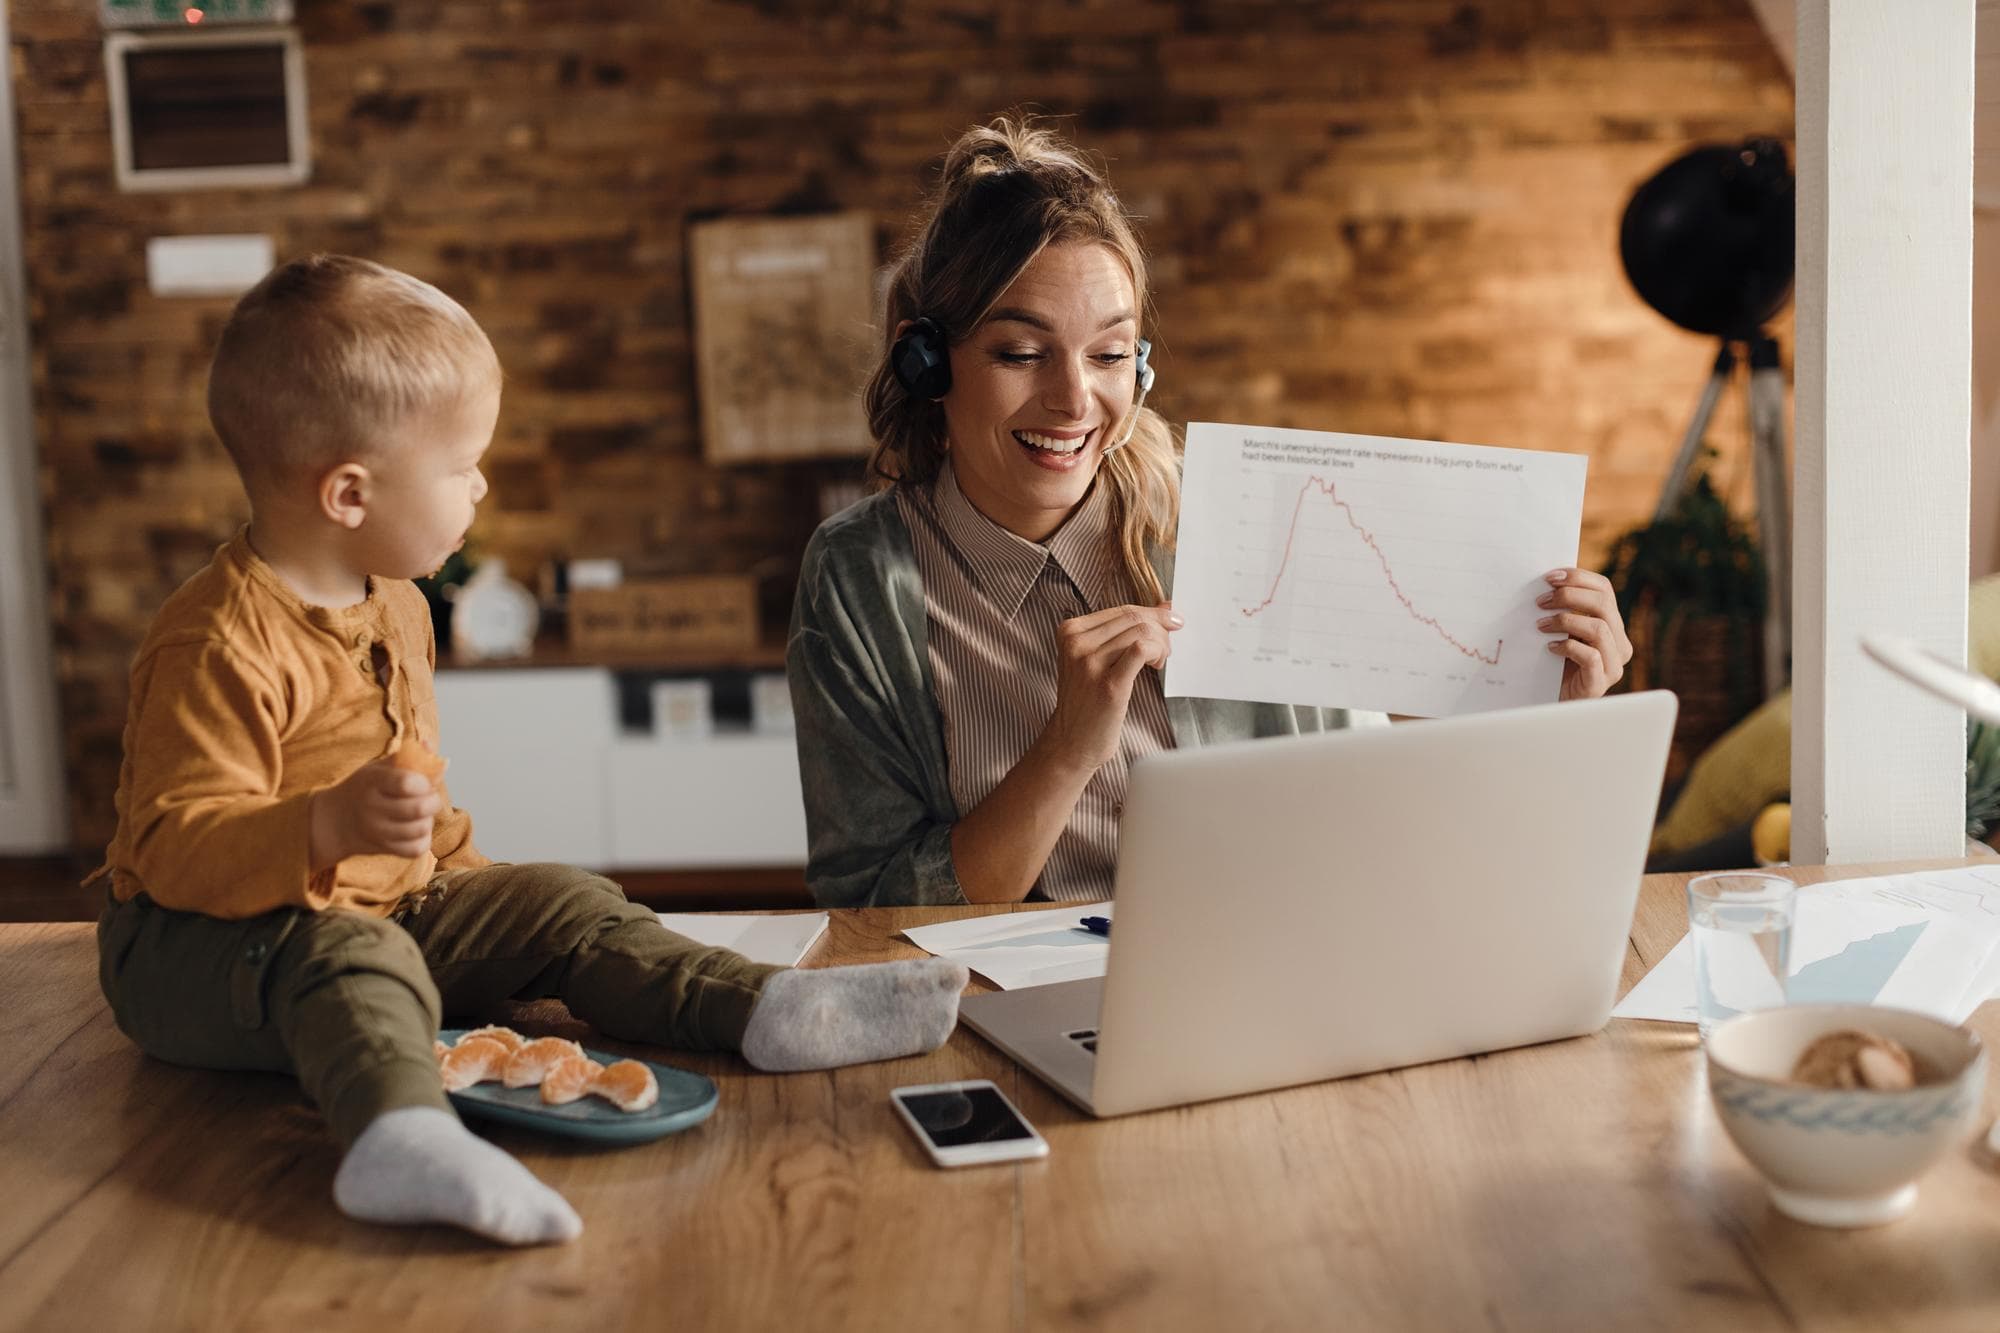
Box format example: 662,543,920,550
890,317,1157,454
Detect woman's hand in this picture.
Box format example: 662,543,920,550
1539,569,1633,701
1039,602,1182,773
953,601,1182,903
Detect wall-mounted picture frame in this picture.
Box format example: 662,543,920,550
103,26,309,192
689,212,877,464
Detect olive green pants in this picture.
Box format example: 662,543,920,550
97,862,779,1146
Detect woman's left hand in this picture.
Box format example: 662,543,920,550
1538,568,1633,701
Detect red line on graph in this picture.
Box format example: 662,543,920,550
1240,475,1503,666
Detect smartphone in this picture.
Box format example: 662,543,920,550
890,1079,1049,1168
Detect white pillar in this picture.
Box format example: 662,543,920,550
1792,0,1974,863
0,0,67,853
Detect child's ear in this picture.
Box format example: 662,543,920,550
318,462,371,530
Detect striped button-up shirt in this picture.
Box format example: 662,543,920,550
896,462,1176,902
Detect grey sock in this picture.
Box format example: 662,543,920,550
332,1106,582,1246
740,958,969,1071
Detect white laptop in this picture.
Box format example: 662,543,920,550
958,690,1678,1117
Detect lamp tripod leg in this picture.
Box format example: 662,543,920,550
1748,335,1791,698
1654,342,1737,524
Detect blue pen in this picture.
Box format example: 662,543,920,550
1076,916,1112,937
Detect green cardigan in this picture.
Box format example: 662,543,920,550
785,489,1383,907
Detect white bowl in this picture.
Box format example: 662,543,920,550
1706,1004,1986,1227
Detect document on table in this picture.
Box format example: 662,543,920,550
1612,868,2000,1025
902,904,1112,990
1814,863,2000,1012
1164,423,1587,718
657,911,829,968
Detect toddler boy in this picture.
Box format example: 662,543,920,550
92,255,966,1247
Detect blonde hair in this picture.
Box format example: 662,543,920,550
207,254,500,491
865,116,1180,603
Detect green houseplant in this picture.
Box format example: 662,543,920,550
1966,719,2000,843
1600,467,1767,775
414,546,476,655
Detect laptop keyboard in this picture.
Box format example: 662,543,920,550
1066,1027,1098,1055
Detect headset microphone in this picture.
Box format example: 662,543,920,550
890,317,952,400
893,320,1156,454
1100,337,1155,458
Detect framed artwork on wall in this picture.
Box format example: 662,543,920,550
688,212,877,464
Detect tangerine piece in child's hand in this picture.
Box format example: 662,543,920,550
390,740,447,789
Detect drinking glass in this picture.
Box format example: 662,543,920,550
1687,872,1796,1039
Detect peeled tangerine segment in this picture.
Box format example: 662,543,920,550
435,1025,657,1112
391,740,447,786
461,1024,527,1053
541,1053,605,1105
439,1035,512,1091
504,1036,587,1088
592,1059,660,1112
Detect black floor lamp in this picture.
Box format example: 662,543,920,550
1620,137,1796,699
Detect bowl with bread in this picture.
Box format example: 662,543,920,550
1706,1003,1986,1227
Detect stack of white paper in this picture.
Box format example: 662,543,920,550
902,904,1112,990
657,911,829,968
1613,865,2000,1026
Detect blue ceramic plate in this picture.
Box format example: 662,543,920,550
438,1029,718,1145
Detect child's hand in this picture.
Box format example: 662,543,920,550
309,758,444,868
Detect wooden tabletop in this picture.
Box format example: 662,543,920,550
4,863,2000,1331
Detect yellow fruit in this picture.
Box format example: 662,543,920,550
1752,802,1791,865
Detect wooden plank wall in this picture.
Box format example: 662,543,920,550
8,0,1793,850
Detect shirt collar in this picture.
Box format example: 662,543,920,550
229,526,390,637
933,460,1119,619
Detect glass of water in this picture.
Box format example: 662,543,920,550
1687,871,1796,1039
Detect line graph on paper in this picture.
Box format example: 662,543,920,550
1238,472,1506,666
1165,424,1588,718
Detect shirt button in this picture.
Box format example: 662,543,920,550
354,630,368,647
244,941,268,964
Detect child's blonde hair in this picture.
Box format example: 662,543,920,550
207,254,500,492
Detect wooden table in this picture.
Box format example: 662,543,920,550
4,863,2000,1331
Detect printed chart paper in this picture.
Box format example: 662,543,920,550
1165,423,1588,717
1610,878,2000,1026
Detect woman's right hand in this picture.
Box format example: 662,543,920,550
1039,602,1183,773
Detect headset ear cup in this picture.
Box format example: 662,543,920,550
1135,337,1155,396
891,317,952,400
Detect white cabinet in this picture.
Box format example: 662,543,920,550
607,735,807,867
433,666,805,870
432,668,616,865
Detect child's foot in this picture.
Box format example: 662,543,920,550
741,958,969,1071
332,1106,582,1246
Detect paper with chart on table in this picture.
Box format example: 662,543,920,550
901,903,1112,990
1164,423,1588,717
1610,868,2000,1026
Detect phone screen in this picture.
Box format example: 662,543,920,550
897,1086,1034,1147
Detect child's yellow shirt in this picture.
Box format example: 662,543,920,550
94,530,489,919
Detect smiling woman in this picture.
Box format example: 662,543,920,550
785,117,1390,910
936,242,1144,540
787,116,1633,910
